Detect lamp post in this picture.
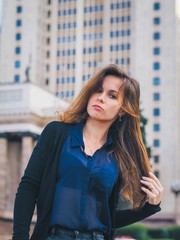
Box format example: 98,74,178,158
171,181,180,225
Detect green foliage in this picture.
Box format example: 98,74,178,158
149,239,174,240
169,225,180,240
140,109,151,158
115,224,149,240
148,227,170,239
115,224,180,240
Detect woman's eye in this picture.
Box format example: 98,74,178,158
109,94,116,99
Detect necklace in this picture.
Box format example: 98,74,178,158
83,132,94,156
83,130,106,156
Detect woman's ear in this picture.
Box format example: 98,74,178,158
118,109,125,117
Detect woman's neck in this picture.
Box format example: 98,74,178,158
83,118,111,144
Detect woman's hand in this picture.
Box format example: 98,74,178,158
140,172,164,205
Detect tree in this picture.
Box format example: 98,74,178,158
140,109,151,158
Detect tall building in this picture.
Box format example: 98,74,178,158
0,0,55,88
55,0,132,100
131,0,180,223
0,0,132,100
0,0,180,223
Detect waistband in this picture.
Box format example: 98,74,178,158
49,225,104,238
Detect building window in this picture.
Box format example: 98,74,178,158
154,123,160,131
15,61,21,68
153,17,160,25
154,2,160,10
153,62,160,70
46,51,50,58
154,155,159,163
127,15,131,21
47,0,51,4
153,108,160,116
16,19,22,27
46,64,50,71
127,43,131,50
45,78,49,85
17,6,22,13
154,139,160,147
16,33,21,40
47,37,50,44
153,77,160,85
66,91,69,97
153,92,160,101
84,5,103,13
153,47,160,55
127,1,131,8
110,2,131,9
110,3,114,10
14,74,20,82
115,59,118,65
15,47,21,54
47,24,51,31
154,170,159,178
153,32,161,40
127,29,131,36
47,10,51,17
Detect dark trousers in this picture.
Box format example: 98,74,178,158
47,227,105,240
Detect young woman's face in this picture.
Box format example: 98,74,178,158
87,75,123,124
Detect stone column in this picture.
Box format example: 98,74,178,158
0,138,8,215
21,136,33,177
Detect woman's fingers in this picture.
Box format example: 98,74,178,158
140,172,164,205
149,172,163,188
140,179,158,192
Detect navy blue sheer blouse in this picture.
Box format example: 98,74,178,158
50,123,119,236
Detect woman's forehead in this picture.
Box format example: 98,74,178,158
101,75,124,90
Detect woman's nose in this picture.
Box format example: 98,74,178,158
97,92,105,102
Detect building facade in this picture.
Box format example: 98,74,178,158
0,0,180,223
0,82,69,218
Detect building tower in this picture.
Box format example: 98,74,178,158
0,0,180,223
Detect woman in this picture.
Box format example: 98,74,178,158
12,64,163,240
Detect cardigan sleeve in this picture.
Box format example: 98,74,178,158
12,121,59,240
115,202,161,228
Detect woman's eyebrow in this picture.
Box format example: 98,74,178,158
109,89,118,93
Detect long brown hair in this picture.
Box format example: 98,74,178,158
57,64,151,208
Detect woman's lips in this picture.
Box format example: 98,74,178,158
92,105,104,111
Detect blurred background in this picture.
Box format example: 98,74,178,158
0,0,180,239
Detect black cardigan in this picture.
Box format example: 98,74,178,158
12,121,161,240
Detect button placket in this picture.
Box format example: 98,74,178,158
74,230,80,240
80,172,90,228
